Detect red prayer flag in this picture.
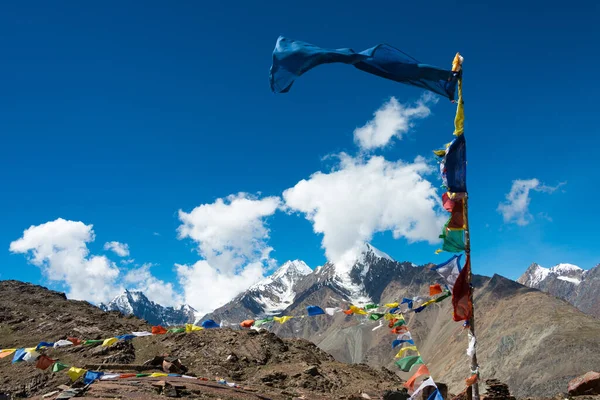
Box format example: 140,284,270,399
240,320,255,328
452,256,472,322
67,337,81,346
35,355,55,370
152,326,168,335
442,192,455,212
119,373,136,379
448,198,465,229
404,364,430,391
343,309,353,315
429,284,443,296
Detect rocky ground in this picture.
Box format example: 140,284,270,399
0,281,406,399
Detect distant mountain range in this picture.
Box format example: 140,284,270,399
98,245,600,397
99,290,198,326
517,262,600,318
202,243,600,397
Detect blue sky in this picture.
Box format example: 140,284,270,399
1,1,598,313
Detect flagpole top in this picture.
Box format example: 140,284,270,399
452,53,464,73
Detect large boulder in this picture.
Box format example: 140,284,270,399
568,371,600,396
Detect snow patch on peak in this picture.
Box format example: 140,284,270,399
529,263,550,286
364,243,394,261
550,263,582,274
557,276,581,285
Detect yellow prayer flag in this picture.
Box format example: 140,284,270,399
273,316,293,324
385,302,399,308
67,367,86,381
25,347,37,352
421,299,436,307
185,324,203,332
149,373,169,377
349,305,368,315
395,346,420,359
102,338,118,347
453,78,464,136
384,313,396,321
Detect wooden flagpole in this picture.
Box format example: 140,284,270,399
464,196,480,400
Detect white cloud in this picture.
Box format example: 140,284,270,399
176,193,281,314
121,258,135,265
103,241,130,257
498,179,565,225
176,261,264,315
283,154,445,269
9,218,122,303
353,94,437,151
123,263,182,307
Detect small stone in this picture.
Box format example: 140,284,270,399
303,366,319,376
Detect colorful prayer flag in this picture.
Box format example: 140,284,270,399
67,367,87,382
152,326,168,335
84,371,104,384
273,316,293,324
452,256,472,322
410,377,437,400
369,313,385,321
395,355,424,372
52,362,68,372
0,349,16,359
364,304,379,310
306,306,325,316
440,134,467,192
201,320,220,329
395,346,419,359
35,355,55,370
385,302,399,308
12,349,26,363
439,226,465,253
269,36,460,100
431,254,462,291
404,364,431,391
240,320,255,328
447,198,466,230
429,284,443,296
102,338,118,347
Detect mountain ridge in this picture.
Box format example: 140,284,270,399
518,262,600,318
99,289,198,326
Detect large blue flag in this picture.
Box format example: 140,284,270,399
441,134,467,193
269,36,459,100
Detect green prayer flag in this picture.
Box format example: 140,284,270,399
395,355,423,372
52,362,68,372
136,373,150,377
254,317,274,327
83,340,103,345
369,313,385,320
393,319,406,327
434,291,451,303
364,304,379,310
168,327,185,333
439,226,465,253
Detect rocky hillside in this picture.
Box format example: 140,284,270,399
207,245,600,398
518,263,600,318
99,290,198,326
0,280,407,399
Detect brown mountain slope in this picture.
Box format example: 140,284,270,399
0,280,406,399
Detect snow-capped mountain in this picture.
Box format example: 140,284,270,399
99,290,198,326
518,262,600,318
200,260,313,323
248,260,313,315
203,243,412,323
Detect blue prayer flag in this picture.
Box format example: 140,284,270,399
392,339,415,348
427,389,444,400
35,341,54,350
306,305,325,316
270,36,459,100
201,319,220,329
12,348,26,363
116,334,135,341
84,370,104,384
401,298,414,309
441,135,467,193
